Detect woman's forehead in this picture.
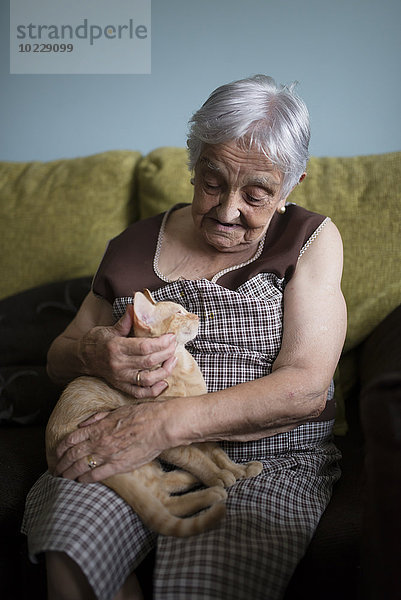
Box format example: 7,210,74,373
198,142,283,188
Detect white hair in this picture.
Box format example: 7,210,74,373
187,74,310,199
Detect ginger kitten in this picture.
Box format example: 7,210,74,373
46,290,262,537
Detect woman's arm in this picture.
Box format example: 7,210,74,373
47,291,177,397
169,221,347,444
55,221,346,483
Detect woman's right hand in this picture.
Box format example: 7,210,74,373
47,292,177,398
79,308,177,398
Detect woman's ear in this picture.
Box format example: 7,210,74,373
299,172,307,184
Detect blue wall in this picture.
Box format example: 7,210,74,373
1,0,400,161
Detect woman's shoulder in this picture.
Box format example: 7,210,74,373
280,203,329,241
91,204,190,304
91,210,166,304
295,217,344,280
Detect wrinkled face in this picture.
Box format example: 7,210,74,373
191,141,286,254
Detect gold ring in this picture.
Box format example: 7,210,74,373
87,455,97,469
135,370,142,387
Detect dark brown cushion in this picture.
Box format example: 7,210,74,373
360,373,401,600
359,303,401,388
0,277,91,425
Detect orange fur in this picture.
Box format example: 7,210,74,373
46,291,262,537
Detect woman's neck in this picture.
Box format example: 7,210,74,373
156,206,261,282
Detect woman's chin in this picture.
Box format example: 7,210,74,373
202,230,245,253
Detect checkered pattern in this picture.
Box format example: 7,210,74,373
22,472,156,600
114,274,285,393
155,426,340,600
23,275,340,600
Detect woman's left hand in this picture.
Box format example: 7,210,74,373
53,401,173,483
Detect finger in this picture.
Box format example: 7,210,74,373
113,307,134,337
79,411,110,428
134,356,177,388
61,454,99,481
78,461,123,483
55,426,92,461
133,380,169,399
54,439,94,476
118,379,168,399
123,334,176,359
77,454,153,483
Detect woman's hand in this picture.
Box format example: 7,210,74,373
47,292,177,396
53,400,174,482
79,308,177,398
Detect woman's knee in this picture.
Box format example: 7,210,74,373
46,551,96,600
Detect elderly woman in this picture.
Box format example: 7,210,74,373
22,74,346,600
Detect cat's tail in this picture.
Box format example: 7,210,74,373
105,473,227,537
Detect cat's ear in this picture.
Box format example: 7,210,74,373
143,289,157,305
133,291,157,334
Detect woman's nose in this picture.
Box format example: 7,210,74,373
216,191,241,223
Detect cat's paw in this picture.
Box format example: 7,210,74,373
208,469,237,488
207,486,228,502
242,461,263,478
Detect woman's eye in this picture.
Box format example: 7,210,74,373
204,181,220,192
245,193,262,203
245,187,273,203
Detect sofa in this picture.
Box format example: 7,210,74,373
0,148,400,599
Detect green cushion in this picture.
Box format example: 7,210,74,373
0,150,141,300
290,152,401,352
137,147,193,219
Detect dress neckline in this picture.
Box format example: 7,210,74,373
153,205,267,285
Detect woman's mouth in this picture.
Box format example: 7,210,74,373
211,218,241,230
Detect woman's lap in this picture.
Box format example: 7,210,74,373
22,424,340,600
154,447,340,600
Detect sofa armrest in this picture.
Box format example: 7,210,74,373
358,304,401,600
359,304,401,388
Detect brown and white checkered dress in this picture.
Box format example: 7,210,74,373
22,204,341,600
